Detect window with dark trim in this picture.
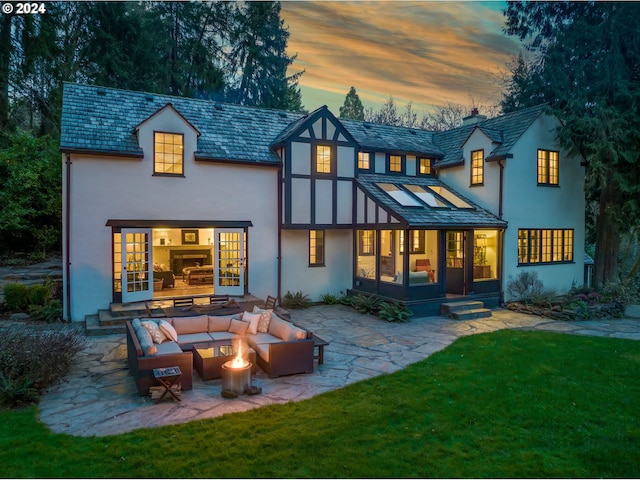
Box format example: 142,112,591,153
418,157,432,175
358,230,374,256
316,145,332,173
358,151,370,170
154,132,184,175
518,228,573,265
309,230,325,266
470,149,484,185
388,154,402,173
537,149,559,185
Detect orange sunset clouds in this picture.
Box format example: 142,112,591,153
281,1,522,114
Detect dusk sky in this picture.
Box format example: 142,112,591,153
280,1,522,116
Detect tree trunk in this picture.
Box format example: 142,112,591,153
593,185,620,287
0,13,13,131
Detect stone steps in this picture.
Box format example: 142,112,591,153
441,300,492,320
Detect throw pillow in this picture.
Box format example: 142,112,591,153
243,311,262,335
159,319,178,342
228,319,249,335
252,306,273,333
142,320,166,344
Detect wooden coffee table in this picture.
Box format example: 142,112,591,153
193,341,256,381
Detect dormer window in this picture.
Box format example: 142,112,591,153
154,132,184,176
358,152,370,170
418,158,432,175
316,145,331,174
470,150,484,185
388,154,402,173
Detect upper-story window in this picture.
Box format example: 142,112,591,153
154,132,184,175
316,145,331,173
388,154,402,173
470,149,484,185
358,152,370,170
418,158,432,175
537,149,559,185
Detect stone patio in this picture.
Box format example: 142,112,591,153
36,304,640,437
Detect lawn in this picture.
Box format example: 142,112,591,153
1,329,638,478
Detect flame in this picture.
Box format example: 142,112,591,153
230,338,249,369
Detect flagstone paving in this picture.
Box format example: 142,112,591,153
35,304,640,437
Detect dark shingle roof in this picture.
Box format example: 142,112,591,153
356,173,507,228
341,119,442,157
432,104,548,167
60,83,302,164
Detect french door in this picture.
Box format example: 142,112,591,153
121,228,153,303
214,229,245,296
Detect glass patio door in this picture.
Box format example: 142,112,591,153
121,228,153,303
214,229,245,296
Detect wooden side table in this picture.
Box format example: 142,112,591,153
152,366,182,403
312,334,328,365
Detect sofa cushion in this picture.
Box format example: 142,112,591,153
243,311,262,335
252,343,271,363
249,333,281,345
280,323,308,342
155,341,183,355
208,315,233,332
172,315,209,335
142,320,167,344
208,331,237,342
268,315,290,340
252,306,273,333
132,318,157,356
228,319,249,335
159,319,178,342
177,333,212,350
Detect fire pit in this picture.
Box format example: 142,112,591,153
220,338,260,397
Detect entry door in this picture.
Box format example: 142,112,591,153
214,229,245,296
121,228,153,303
446,231,466,295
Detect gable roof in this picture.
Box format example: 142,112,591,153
270,105,358,147
432,103,549,167
60,83,301,164
356,173,507,228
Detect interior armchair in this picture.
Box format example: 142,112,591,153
415,259,435,282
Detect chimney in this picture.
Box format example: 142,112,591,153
462,107,487,126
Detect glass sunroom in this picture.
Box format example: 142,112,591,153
352,174,507,313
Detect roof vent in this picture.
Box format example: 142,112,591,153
214,104,224,110
278,111,287,118
409,129,416,135
145,94,154,102
363,122,373,129
97,88,106,96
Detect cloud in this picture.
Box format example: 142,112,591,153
281,1,521,113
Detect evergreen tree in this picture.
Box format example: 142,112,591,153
339,86,364,120
503,1,640,285
226,1,303,110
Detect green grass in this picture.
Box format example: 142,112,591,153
1,330,639,478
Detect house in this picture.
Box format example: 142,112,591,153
60,83,585,321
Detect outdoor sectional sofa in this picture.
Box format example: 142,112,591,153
126,311,315,395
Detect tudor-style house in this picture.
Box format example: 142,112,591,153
60,84,585,321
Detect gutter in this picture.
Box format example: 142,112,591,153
276,153,283,304
65,153,72,321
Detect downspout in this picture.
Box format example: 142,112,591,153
498,158,504,219
276,159,283,305
65,153,72,321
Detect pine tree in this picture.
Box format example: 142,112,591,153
339,86,364,120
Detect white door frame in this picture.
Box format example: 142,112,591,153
214,228,245,296
121,228,153,303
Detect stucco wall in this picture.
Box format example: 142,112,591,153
63,108,279,321
281,229,353,301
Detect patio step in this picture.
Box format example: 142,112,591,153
85,314,125,336
441,300,492,320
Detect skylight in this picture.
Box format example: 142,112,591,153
427,186,473,208
376,183,421,207
403,185,448,207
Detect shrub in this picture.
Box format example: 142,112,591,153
0,327,86,407
281,291,313,309
601,277,638,307
320,293,340,305
349,294,380,314
506,271,544,303
3,283,30,311
28,284,51,307
378,301,413,322
29,300,63,323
